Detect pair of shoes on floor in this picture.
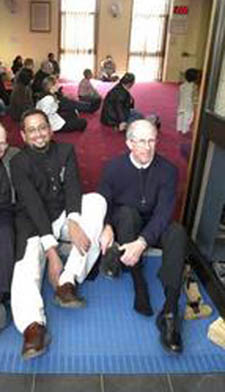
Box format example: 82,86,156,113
184,277,213,320
22,322,51,360
99,243,122,279
54,282,86,308
156,311,183,354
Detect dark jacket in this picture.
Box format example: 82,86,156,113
10,142,82,259
98,153,178,246
9,83,33,121
0,147,19,208
0,161,11,207
0,77,10,105
32,69,49,95
100,83,134,126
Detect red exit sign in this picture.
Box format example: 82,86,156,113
173,6,189,15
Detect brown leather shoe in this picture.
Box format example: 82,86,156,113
22,322,50,360
54,282,86,308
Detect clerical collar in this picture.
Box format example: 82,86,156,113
129,153,152,169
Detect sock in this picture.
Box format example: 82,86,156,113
163,287,180,315
130,265,153,316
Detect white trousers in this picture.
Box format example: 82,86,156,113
176,109,193,134
11,193,106,333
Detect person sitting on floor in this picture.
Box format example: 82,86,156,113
0,123,19,331
0,72,10,116
48,52,60,77
101,72,142,131
36,75,87,132
9,68,34,122
99,55,119,82
98,119,194,354
11,55,23,77
15,58,35,82
32,60,54,102
10,108,107,359
78,69,101,112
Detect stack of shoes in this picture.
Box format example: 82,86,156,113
184,269,212,320
99,243,122,279
208,317,225,349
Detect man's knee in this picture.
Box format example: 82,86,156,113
84,192,107,215
166,222,187,240
115,205,139,220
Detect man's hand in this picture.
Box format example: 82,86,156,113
119,239,146,267
46,247,63,289
99,224,114,255
119,122,127,132
68,219,91,255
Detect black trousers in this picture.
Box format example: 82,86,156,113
0,209,15,299
111,206,189,291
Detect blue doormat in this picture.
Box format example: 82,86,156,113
0,256,225,374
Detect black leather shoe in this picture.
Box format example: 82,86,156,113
156,311,183,354
99,243,122,279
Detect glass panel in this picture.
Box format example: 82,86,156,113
214,49,225,117
128,0,170,81
60,0,96,81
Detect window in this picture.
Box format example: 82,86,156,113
128,0,170,81
60,0,97,81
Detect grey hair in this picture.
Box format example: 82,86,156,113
126,119,157,141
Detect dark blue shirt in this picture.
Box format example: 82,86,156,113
98,153,178,246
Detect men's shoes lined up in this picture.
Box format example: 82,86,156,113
156,310,183,354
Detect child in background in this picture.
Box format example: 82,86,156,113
177,68,200,134
78,69,101,111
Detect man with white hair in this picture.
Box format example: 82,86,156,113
0,123,19,330
98,119,188,354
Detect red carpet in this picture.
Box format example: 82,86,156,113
1,80,191,219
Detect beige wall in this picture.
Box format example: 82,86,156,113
0,0,59,71
163,0,212,81
0,0,212,82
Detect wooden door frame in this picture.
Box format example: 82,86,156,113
181,0,223,228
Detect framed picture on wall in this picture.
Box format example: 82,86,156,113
30,1,51,32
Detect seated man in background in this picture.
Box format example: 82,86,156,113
0,123,19,331
32,60,54,102
48,52,60,77
101,73,142,131
9,68,34,122
99,55,119,82
10,109,106,359
78,69,101,112
98,119,189,354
